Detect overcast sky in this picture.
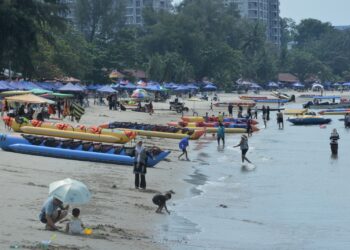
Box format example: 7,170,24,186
173,0,350,26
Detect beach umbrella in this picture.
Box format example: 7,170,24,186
312,83,324,90
131,89,149,99
0,81,12,91
342,82,350,87
5,93,55,104
30,88,53,95
187,83,199,90
97,85,117,93
49,178,91,205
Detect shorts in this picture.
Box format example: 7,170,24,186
241,149,248,155
182,149,187,153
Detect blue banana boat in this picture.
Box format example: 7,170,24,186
0,134,170,167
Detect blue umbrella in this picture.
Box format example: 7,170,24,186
268,82,279,87
0,81,13,91
203,84,217,91
342,82,350,87
187,83,199,90
121,83,137,90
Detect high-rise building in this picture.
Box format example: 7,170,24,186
224,0,281,46
126,0,173,25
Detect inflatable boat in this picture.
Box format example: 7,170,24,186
2,117,136,143
0,134,169,167
99,122,204,140
287,113,331,125
181,116,258,125
318,109,350,115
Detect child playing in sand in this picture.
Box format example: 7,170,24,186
152,192,172,214
64,208,84,234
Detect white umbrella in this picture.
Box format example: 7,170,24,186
49,178,91,205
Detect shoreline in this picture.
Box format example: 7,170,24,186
1,89,349,249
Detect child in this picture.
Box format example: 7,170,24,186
152,192,172,214
65,208,84,234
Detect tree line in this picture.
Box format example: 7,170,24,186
1,0,350,89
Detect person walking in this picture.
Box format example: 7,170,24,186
234,135,252,164
330,129,340,155
253,106,258,119
133,141,149,189
178,137,189,161
277,111,284,129
247,107,252,119
246,119,253,136
266,106,270,121
228,103,233,117
217,122,225,146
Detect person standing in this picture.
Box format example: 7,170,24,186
133,141,149,189
218,112,224,123
228,103,233,117
247,107,252,119
178,137,189,161
263,112,267,128
217,122,225,146
266,106,270,121
277,111,284,129
253,106,258,119
330,129,340,155
246,119,253,137
234,134,252,164
149,101,154,115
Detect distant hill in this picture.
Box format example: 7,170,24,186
335,25,350,31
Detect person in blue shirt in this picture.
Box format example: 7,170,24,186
178,137,189,161
217,122,225,146
39,196,69,231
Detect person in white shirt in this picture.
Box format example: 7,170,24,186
65,208,84,234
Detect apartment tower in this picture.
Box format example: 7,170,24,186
225,0,281,46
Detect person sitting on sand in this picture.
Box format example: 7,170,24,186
64,208,84,235
39,196,68,231
152,192,172,214
178,137,189,161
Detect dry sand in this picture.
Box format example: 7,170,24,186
0,90,347,249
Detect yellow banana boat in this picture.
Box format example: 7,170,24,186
3,117,136,144
118,128,204,140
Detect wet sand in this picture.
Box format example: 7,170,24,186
0,90,347,249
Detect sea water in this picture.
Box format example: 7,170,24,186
159,112,350,250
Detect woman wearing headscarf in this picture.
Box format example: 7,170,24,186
234,135,252,164
133,141,149,189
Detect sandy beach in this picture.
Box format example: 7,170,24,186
0,90,348,249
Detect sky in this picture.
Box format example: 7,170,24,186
173,0,350,26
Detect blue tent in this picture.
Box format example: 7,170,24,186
250,83,262,89
97,85,117,93
342,82,350,87
292,82,305,88
58,82,85,92
164,83,178,89
268,82,279,87
146,84,165,92
203,84,217,91
121,83,137,90
187,83,199,90
0,81,12,91
174,85,191,92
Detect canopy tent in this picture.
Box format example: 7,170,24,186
75,83,87,90
292,82,305,88
164,83,179,90
5,93,55,104
342,82,350,87
250,83,262,89
0,81,13,91
97,85,117,93
333,82,341,86
58,82,85,92
121,83,137,90
174,85,191,92
146,84,166,92
268,82,279,87
187,84,199,90
311,83,324,90
203,84,217,91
